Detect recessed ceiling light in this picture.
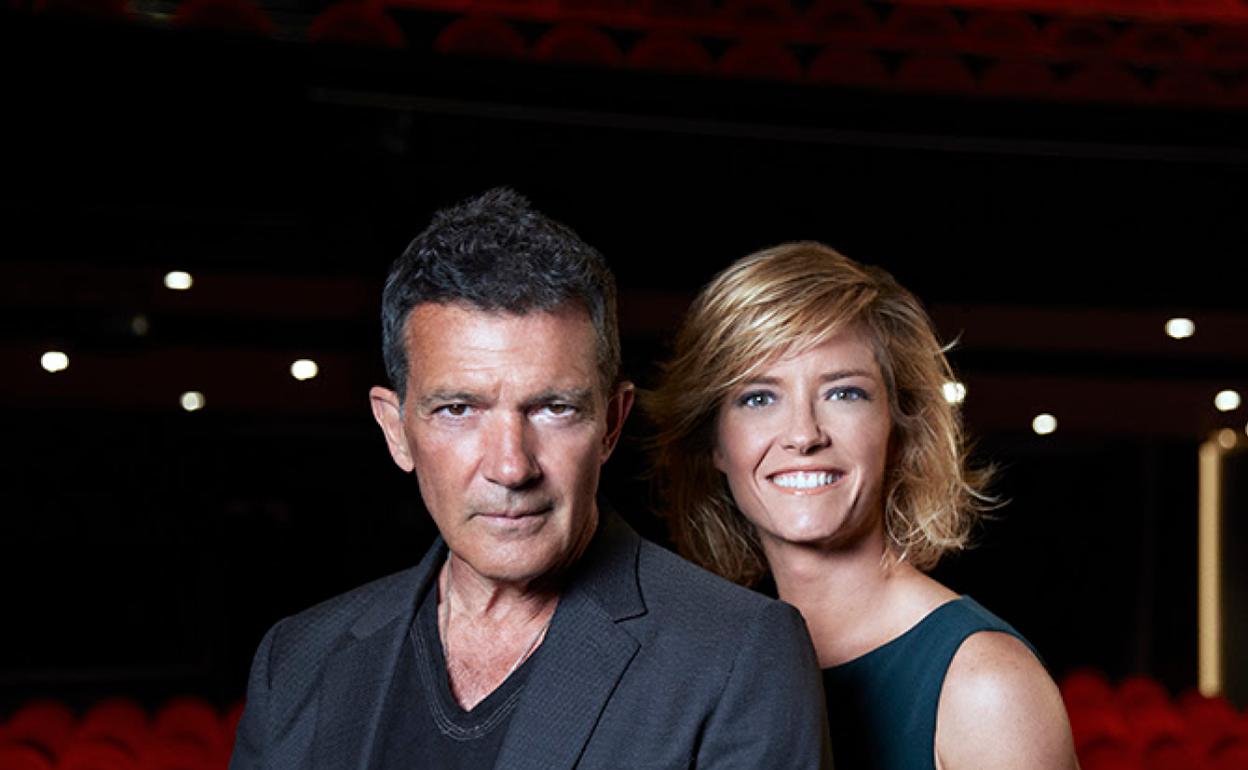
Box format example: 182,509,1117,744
40,351,69,373
180,391,206,412
1164,318,1195,339
1215,390,1241,413
1032,413,1057,436
291,359,319,381
164,271,193,291
941,381,966,405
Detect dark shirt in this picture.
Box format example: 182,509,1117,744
372,582,538,770
821,596,1033,770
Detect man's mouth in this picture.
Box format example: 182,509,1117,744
476,503,554,519
768,470,844,491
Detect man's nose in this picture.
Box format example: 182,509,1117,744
781,402,830,456
482,412,541,488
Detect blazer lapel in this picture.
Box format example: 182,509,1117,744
495,510,646,770
313,539,447,770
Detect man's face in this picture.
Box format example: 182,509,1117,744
370,302,633,587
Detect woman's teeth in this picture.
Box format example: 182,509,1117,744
770,471,842,489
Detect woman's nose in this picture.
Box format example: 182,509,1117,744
781,404,830,455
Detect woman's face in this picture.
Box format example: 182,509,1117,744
713,326,891,553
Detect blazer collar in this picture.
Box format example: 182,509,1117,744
313,505,646,770
494,506,647,770
313,538,446,770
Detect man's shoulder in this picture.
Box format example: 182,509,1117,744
633,536,797,628
265,552,435,665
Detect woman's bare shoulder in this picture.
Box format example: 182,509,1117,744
935,630,1080,770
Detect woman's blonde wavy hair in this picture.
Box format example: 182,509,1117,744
644,242,991,586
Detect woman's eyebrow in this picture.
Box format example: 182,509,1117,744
819,368,875,383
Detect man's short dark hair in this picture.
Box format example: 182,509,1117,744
381,188,621,399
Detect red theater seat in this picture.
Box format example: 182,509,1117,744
76,699,148,756
1197,27,1248,68
1208,736,1248,770
2,700,76,759
627,31,713,74
1062,668,1115,711
142,735,222,770
721,0,795,25
1045,19,1118,58
0,743,54,770
533,23,624,68
884,6,962,49
1059,61,1150,103
637,0,713,20
1141,739,1201,770
963,11,1040,56
893,53,976,92
153,698,226,759
1117,675,1171,713
1114,24,1192,66
0,743,53,768
1080,746,1140,770
717,39,803,81
979,58,1054,99
433,16,527,59
308,1,406,48
1152,68,1228,106
58,739,139,770
1178,691,1240,752
807,46,888,87
1069,705,1131,758
804,0,877,39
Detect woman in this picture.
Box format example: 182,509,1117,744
646,242,1078,769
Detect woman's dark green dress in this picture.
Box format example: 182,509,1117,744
821,597,1034,770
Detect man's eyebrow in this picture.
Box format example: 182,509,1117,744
415,390,481,409
522,388,594,408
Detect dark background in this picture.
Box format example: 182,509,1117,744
3,7,1247,713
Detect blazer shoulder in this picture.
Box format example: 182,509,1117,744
266,561,428,674
635,538,801,631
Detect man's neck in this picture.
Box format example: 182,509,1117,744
441,553,562,623
436,555,562,711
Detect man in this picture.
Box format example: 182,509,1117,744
230,189,832,769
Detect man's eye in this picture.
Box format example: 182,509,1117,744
541,403,576,417
737,391,775,409
437,404,472,417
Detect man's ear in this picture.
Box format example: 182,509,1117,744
369,386,415,473
600,381,635,463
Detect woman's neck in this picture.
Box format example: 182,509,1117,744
763,532,953,668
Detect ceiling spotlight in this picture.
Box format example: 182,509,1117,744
290,359,319,381
941,381,967,405
180,391,206,412
1032,413,1057,436
164,271,193,291
1215,390,1241,412
1217,429,1238,450
40,351,69,373
1164,318,1195,339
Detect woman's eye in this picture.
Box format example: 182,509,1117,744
738,391,775,408
827,387,868,402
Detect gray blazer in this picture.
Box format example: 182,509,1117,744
229,511,832,769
